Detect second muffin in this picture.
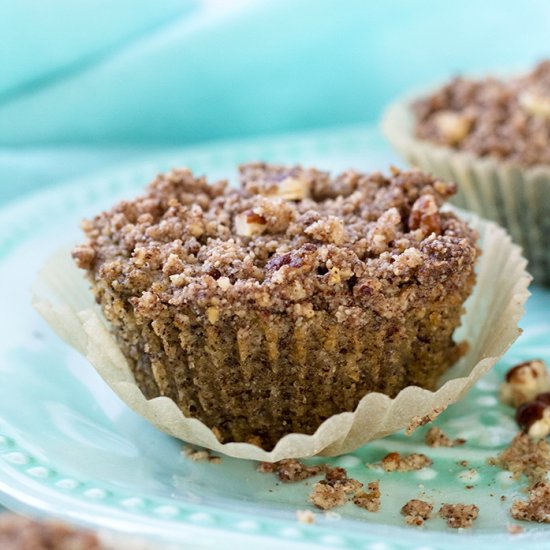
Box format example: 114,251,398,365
73,164,479,449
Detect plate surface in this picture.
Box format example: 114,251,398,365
0,127,549,549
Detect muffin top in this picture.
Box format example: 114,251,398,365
73,164,478,319
414,60,550,167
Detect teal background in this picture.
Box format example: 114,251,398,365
2,0,550,204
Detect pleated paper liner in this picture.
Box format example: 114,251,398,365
33,212,530,461
382,98,550,285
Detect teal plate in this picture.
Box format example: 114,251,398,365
0,127,549,549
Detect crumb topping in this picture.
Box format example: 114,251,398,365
309,467,363,510
401,499,433,526
439,503,479,528
353,481,381,512
510,482,550,523
73,164,477,318
488,433,550,487
414,61,550,167
405,407,446,435
309,482,348,510
257,459,323,482
377,452,433,472
425,427,465,448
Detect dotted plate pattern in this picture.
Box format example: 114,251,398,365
0,127,549,549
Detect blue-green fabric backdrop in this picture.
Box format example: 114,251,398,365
2,0,550,204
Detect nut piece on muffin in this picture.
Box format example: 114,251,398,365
413,60,550,167
73,163,479,449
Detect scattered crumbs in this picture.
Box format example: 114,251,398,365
488,433,550,487
459,468,478,481
309,482,348,510
353,481,381,512
507,523,524,534
375,452,433,472
425,427,465,448
257,462,276,473
405,407,446,435
401,499,433,526
510,482,550,523
183,447,221,463
296,509,316,525
501,495,507,502
324,467,363,494
309,467,363,510
465,485,474,490
439,503,479,528
258,459,324,482
458,460,469,468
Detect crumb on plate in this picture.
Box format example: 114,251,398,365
439,503,479,528
401,499,433,526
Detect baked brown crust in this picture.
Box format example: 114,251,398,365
414,61,550,167
73,163,478,448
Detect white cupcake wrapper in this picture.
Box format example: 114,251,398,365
33,212,530,461
382,98,550,285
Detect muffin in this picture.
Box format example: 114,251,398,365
71,163,479,449
383,60,550,285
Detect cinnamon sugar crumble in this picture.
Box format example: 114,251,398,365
510,482,550,523
309,467,363,510
405,407,446,435
401,499,433,526
352,481,381,512
425,427,465,448
73,163,478,446
376,452,433,472
309,482,348,510
439,503,479,528
488,433,550,487
258,459,323,482
414,60,550,167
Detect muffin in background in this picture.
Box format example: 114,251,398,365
383,60,550,286
72,164,479,449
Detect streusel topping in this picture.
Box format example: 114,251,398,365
73,163,477,320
